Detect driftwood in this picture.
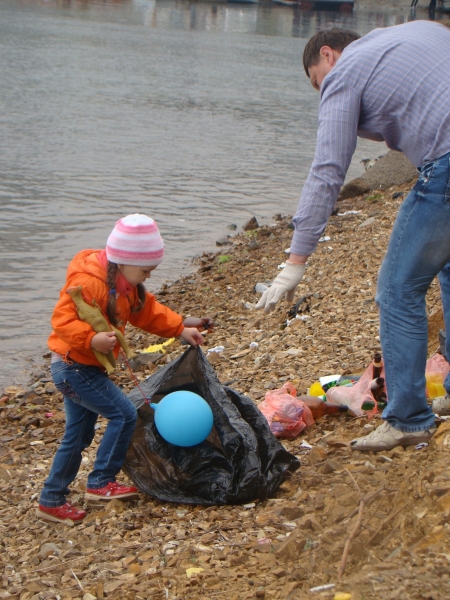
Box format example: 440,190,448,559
67,285,136,374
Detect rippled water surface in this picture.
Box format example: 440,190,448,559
0,0,431,388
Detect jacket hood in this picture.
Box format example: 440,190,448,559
66,249,106,286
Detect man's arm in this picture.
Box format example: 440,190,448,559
291,79,361,256
256,78,361,312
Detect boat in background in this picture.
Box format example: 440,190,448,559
273,0,354,10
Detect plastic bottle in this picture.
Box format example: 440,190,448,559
298,396,349,419
372,353,382,378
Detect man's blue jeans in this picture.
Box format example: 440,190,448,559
376,151,450,432
39,359,137,507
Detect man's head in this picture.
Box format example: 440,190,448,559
303,29,360,90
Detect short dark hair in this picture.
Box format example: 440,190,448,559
303,29,360,77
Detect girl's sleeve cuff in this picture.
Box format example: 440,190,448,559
84,331,97,350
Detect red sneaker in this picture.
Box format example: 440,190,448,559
37,502,86,524
85,481,139,501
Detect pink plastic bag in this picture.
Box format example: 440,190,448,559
425,354,450,398
258,382,315,438
326,361,387,418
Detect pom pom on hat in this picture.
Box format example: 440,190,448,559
106,214,164,266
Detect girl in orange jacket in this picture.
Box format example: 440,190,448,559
38,214,208,524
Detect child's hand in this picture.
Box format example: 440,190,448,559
91,331,117,354
180,327,204,348
183,317,214,332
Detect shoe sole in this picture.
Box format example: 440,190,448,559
36,508,84,525
85,492,139,501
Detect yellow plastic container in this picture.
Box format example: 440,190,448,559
309,381,325,397
425,374,446,399
427,382,446,399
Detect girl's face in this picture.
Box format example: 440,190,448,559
119,265,157,287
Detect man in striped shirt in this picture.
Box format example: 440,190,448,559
256,20,450,450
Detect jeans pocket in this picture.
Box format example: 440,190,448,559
54,379,82,404
417,161,436,197
419,161,435,182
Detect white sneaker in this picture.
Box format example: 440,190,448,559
350,421,436,452
431,394,450,416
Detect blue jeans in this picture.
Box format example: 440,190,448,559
376,151,450,432
39,359,137,507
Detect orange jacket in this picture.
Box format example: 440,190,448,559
48,249,184,367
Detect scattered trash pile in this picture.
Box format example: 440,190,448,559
257,353,388,440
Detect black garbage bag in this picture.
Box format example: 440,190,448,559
123,347,300,505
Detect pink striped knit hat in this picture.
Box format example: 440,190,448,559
106,214,164,266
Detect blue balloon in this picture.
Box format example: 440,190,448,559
150,391,214,447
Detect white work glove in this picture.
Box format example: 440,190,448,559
255,262,306,313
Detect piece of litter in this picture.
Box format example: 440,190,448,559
186,567,204,578
277,262,287,269
416,442,428,450
243,503,256,509
141,338,175,354
300,441,313,449
255,282,271,294
207,346,225,354
319,236,331,242
45,412,54,418
286,314,310,327
284,247,291,254
257,537,271,545
249,342,259,349
310,583,336,593
337,210,361,216
319,374,340,388
379,455,393,463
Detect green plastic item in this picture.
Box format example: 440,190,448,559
362,400,387,412
361,401,375,411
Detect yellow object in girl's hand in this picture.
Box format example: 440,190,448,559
141,337,176,354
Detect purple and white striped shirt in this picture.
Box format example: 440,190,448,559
291,20,450,257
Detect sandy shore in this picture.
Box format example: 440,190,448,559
1,161,450,599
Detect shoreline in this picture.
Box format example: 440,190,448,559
1,165,450,598
0,150,415,395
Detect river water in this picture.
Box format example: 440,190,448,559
0,0,435,389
